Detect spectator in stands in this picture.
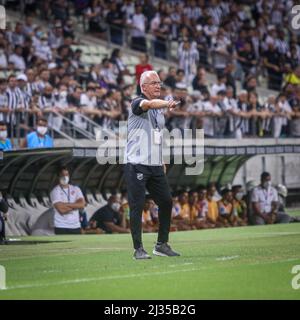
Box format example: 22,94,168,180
0,121,12,151
106,2,125,45
251,172,291,225
89,195,129,234
202,95,222,138
192,67,209,95
236,41,257,78
9,45,26,71
142,197,157,233
206,183,221,227
152,16,171,60
0,79,9,125
110,48,130,78
172,191,191,231
50,166,86,235
22,117,53,149
195,187,212,229
263,42,284,91
0,45,8,70
211,73,227,96
35,34,52,62
273,93,293,138
135,53,153,94
128,5,147,52
100,58,118,89
164,66,177,89
178,38,199,85
11,22,25,47
232,185,248,226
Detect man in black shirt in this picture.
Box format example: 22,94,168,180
263,43,284,91
89,195,129,234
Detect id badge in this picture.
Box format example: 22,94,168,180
153,129,162,145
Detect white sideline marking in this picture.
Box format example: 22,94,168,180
7,267,200,290
216,255,239,261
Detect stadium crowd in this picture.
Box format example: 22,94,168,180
1,0,300,151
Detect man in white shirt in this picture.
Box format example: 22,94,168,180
50,167,86,234
202,95,222,137
9,46,26,71
251,172,290,225
128,5,147,52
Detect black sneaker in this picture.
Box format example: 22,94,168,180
133,247,152,260
153,243,180,257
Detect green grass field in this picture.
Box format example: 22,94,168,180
0,210,300,300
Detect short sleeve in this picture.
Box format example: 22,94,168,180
50,187,61,205
131,97,147,116
251,188,259,202
272,188,279,202
74,186,84,201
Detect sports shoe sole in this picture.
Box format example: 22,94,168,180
152,249,169,257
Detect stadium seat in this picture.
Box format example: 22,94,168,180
31,209,55,236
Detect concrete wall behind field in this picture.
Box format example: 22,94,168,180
233,154,300,189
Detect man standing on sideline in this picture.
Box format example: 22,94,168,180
50,167,86,235
124,70,180,259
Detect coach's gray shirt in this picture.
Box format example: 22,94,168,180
124,94,165,166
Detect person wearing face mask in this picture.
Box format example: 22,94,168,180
22,117,53,149
50,167,86,235
0,121,12,151
89,195,130,234
232,185,248,226
251,172,290,225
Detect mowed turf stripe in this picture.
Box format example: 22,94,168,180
4,257,300,291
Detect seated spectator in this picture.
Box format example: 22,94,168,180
195,187,213,229
0,122,12,151
22,117,54,149
232,185,248,226
218,188,239,227
89,195,130,234
50,166,86,235
172,191,191,231
251,172,291,225
142,197,157,233
206,184,221,227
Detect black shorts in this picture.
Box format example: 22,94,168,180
54,227,81,235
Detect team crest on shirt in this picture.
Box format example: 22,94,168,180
137,173,143,180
